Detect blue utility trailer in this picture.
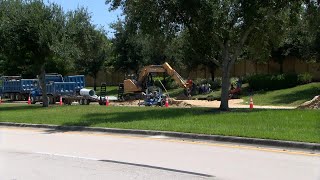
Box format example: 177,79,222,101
64,75,85,91
0,76,38,101
29,74,95,105
0,74,94,105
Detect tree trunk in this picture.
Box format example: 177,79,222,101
209,66,216,81
39,64,48,107
219,67,231,111
279,62,283,74
93,75,97,91
219,46,233,111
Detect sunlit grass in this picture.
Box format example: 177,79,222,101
1,104,319,143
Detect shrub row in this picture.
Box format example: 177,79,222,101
247,73,313,91
153,72,313,91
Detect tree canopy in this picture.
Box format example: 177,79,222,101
0,0,110,106
106,0,309,110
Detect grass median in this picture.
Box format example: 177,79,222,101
1,104,319,143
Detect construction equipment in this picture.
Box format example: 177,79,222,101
29,74,87,104
100,83,107,97
142,86,166,106
120,62,191,99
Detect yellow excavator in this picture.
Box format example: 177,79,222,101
118,62,192,100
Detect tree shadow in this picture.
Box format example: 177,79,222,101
62,108,193,127
271,88,319,105
39,107,293,135
0,105,43,111
204,108,279,114
98,159,214,178
60,108,275,128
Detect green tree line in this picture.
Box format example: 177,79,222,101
106,0,320,110
0,0,110,107
1,0,320,110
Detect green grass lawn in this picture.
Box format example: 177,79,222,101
87,82,319,107
241,83,320,106
1,104,319,143
167,83,320,106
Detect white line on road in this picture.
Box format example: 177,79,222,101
34,151,100,161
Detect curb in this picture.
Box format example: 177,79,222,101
1,122,319,151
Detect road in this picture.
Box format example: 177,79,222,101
0,127,319,180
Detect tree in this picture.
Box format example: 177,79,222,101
303,0,320,62
65,8,111,90
89,30,111,91
180,29,220,80
108,20,144,74
106,0,303,110
0,0,79,107
78,29,110,91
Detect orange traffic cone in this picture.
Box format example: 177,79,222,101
59,96,63,106
28,96,31,105
165,97,169,108
105,96,109,106
249,96,254,109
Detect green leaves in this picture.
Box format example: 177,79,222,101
0,0,111,78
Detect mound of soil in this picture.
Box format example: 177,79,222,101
169,98,192,107
297,96,320,109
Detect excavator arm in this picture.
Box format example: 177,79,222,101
123,62,190,93
137,65,166,82
161,63,188,89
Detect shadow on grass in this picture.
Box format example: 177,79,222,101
271,87,319,105
40,107,293,134
61,108,275,127
0,105,43,111
62,108,191,127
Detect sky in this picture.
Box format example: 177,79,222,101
47,0,123,37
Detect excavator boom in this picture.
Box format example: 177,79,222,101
123,62,189,93
161,62,187,89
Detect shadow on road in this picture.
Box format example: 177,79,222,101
99,159,214,178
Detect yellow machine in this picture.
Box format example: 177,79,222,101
122,62,190,94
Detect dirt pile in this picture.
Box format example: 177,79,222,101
297,96,320,109
112,100,141,106
169,98,192,107
110,99,193,107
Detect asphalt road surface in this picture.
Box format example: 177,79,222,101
0,127,319,180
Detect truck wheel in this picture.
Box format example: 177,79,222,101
10,94,15,101
159,100,165,107
85,99,90,105
66,99,72,105
31,96,36,104
79,99,84,105
16,94,22,101
83,99,88,105
48,96,56,104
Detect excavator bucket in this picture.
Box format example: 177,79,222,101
123,79,142,93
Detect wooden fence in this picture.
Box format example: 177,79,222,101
85,58,320,86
